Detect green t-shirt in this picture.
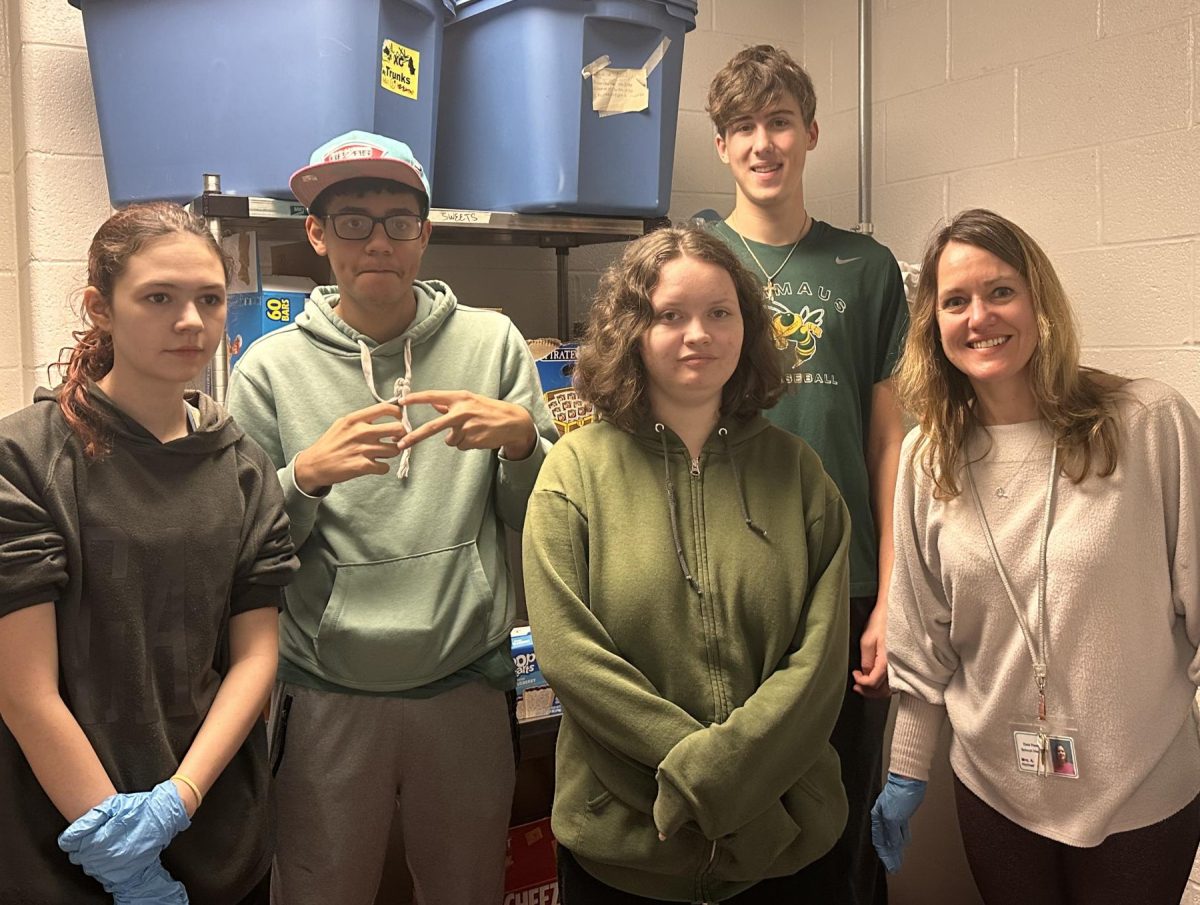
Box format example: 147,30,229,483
712,219,909,597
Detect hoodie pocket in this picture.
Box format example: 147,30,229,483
314,541,493,688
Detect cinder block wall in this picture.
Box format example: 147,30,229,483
2,1,109,415
0,3,23,414
804,0,1199,406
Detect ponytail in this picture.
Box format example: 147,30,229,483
53,325,115,458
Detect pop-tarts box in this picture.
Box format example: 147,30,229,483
511,626,560,721
533,342,594,436
226,276,314,367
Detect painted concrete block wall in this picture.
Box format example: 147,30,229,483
1,1,24,415
804,0,1199,410
4,0,108,417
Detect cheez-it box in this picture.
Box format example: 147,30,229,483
504,818,558,905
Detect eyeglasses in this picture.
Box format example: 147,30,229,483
326,212,425,241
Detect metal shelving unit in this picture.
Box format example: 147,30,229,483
191,178,666,401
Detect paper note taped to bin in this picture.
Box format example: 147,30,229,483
582,37,670,117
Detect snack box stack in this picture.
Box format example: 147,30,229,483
226,277,314,367
511,626,561,722
528,339,595,437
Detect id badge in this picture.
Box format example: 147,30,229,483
1010,718,1081,779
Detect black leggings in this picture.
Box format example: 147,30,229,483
954,776,1200,905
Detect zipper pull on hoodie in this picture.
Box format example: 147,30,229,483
656,423,702,597
358,338,414,480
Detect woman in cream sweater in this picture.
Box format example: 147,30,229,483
871,208,1200,905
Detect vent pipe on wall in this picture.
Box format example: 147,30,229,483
856,0,873,235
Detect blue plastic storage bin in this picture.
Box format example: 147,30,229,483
434,0,696,216
69,0,454,206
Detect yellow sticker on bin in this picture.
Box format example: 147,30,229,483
582,37,671,117
381,39,420,100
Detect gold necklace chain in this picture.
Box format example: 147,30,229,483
991,426,1051,500
731,214,810,300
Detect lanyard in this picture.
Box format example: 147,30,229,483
966,443,1058,722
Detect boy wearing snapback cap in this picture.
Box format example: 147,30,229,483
226,131,557,905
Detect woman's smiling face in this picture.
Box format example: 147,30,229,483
935,240,1039,417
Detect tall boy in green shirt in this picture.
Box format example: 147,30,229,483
707,44,909,905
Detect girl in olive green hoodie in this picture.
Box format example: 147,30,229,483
523,228,851,904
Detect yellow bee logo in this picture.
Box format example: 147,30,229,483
769,304,825,367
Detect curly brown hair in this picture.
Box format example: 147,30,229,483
895,208,1126,499
707,44,817,135
52,202,232,458
574,227,783,431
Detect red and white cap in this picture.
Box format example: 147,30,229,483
289,130,431,208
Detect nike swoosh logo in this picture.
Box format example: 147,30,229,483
835,256,862,265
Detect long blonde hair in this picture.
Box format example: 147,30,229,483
894,209,1125,499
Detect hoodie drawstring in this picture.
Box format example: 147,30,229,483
654,424,769,596
358,338,414,480
719,428,767,538
656,424,702,597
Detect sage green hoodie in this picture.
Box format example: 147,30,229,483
227,282,557,692
523,416,850,902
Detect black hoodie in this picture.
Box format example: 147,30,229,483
0,385,297,904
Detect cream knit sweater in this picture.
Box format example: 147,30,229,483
887,378,1200,846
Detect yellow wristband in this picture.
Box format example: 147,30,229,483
171,773,203,808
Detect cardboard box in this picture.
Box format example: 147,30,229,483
532,342,594,436
504,818,558,905
223,231,330,290
226,277,313,367
223,231,327,367
511,626,560,722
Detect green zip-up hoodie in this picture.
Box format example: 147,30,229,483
523,416,850,902
227,282,557,692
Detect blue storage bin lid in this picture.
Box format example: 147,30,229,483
453,0,697,28
660,0,699,25
68,0,456,14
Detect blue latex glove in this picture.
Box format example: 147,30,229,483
870,772,928,873
58,780,191,893
112,859,189,905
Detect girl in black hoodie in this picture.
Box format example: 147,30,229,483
0,203,297,904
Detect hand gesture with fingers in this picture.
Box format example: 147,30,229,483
294,401,408,494
398,390,537,461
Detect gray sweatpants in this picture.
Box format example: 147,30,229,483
267,679,515,905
